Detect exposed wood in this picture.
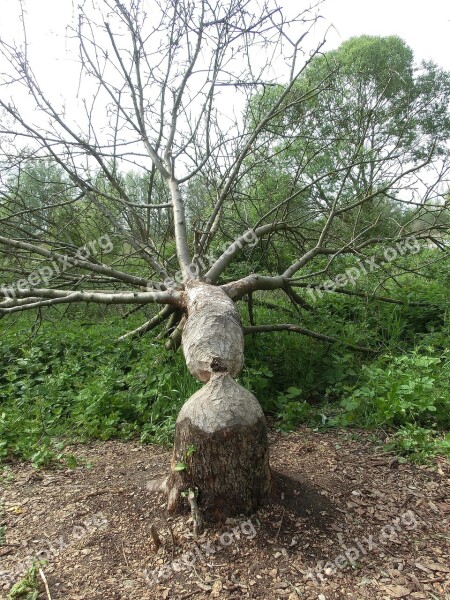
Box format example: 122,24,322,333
182,282,244,382
166,281,271,520
166,372,271,520
187,489,203,537
39,568,52,600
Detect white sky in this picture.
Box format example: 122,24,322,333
322,0,450,69
0,0,449,150
0,0,446,198
1,0,449,80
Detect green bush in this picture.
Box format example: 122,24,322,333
385,425,450,463
0,317,200,465
335,349,449,429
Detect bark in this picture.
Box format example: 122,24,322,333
166,281,271,520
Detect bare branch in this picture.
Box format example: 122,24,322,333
0,288,181,316
117,305,175,341
243,324,376,354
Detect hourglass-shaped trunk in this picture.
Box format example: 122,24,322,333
166,282,271,520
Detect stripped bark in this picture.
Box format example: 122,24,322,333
166,282,271,520
181,282,244,382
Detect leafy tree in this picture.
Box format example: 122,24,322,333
244,35,450,250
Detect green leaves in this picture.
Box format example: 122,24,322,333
385,425,450,463
0,317,201,464
327,35,414,97
245,34,450,257
336,350,449,429
7,559,44,599
185,444,197,458
173,462,187,472
172,445,197,472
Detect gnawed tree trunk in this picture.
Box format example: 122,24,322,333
181,282,244,381
166,282,271,520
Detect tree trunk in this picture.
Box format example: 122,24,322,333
166,282,271,521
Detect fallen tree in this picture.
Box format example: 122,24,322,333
0,0,449,521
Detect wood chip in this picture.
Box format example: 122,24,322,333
383,584,412,597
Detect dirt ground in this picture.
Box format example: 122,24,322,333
1,426,449,600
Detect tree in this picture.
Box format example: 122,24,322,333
0,1,449,522
244,35,450,247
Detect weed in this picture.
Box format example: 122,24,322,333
7,560,44,599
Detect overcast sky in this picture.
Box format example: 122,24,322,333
323,0,450,69
0,0,449,100
0,0,449,141
1,0,449,70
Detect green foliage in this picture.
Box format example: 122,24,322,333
239,35,450,275
172,445,197,473
239,248,449,460
186,444,197,458
273,387,312,432
0,316,200,465
335,350,449,429
1,158,71,238
7,560,44,599
173,462,188,472
0,242,448,466
385,425,450,463
316,35,414,98
239,362,274,398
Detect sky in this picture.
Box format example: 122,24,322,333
0,0,449,155
0,0,449,105
1,0,450,79
322,0,450,70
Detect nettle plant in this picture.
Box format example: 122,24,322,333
338,351,450,429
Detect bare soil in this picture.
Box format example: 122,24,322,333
1,426,449,600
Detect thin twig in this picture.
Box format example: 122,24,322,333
121,540,130,568
74,487,125,502
180,590,202,600
39,568,52,600
150,524,162,551
274,507,285,542
167,522,176,559
188,490,203,538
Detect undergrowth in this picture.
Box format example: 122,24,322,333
0,251,449,466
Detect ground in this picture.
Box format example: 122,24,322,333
1,427,449,600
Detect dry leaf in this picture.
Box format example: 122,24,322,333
417,561,450,573
211,580,223,597
6,505,23,514
383,584,412,598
